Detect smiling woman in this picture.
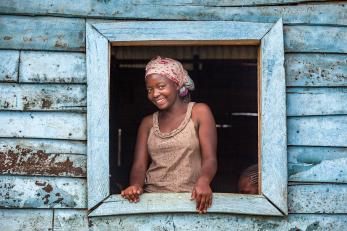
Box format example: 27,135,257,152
109,46,259,197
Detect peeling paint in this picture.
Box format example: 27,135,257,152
0,145,86,177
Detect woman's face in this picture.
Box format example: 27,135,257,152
145,73,179,110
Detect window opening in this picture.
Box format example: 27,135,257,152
109,45,259,194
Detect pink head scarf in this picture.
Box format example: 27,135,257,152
145,56,195,96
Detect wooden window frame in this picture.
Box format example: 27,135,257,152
86,20,287,217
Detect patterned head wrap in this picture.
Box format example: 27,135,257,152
145,56,195,97
240,164,258,185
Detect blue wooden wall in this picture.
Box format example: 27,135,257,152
0,0,346,230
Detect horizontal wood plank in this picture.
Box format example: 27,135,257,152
288,146,347,183
0,83,86,112
20,51,86,83
95,21,272,42
287,115,347,147
0,15,85,51
90,193,281,216
285,53,347,87
0,151,86,177
0,1,345,25
284,25,347,53
54,209,88,231
0,209,53,231
0,138,86,155
0,176,86,208
0,50,19,82
288,184,347,213
1,15,346,53
0,112,86,140
287,88,347,116
89,213,347,230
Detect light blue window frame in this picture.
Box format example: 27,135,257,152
86,19,287,216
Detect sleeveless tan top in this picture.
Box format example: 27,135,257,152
144,102,201,192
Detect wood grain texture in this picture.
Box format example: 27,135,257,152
0,15,85,51
0,176,86,208
54,209,88,231
0,50,19,82
260,19,287,215
0,209,53,231
20,51,86,83
288,146,347,183
0,1,346,25
0,83,86,112
0,138,86,155
287,88,347,116
86,23,110,210
284,25,347,53
90,193,281,216
285,53,347,87
89,213,347,230
0,112,86,140
287,115,347,147
95,21,272,43
288,184,347,213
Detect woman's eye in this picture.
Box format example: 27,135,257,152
147,88,152,93
158,85,165,89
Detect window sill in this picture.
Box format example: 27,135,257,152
88,193,282,217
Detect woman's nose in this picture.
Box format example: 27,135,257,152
152,88,160,97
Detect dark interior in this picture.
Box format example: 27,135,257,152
109,46,258,194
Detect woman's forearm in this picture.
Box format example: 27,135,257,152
129,165,147,187
198,157,217,184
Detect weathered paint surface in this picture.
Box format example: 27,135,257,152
287,88,347,116
285,53,347,87
0,0,347,229
288,146,347,183
2,15,346,53
260,19,287,215
0,145,86,177
0,176,86,208
0,112,86,140
20,51,86,83
0,83,86,112
287,116,347,147
90,193,281,216
284,25,347,53
0,50,19,82
86,23,110,210
288,184,347,213
94,20,272,41
89,213,347,231
54,209,89,231
0,138,86,155
0,15,85,51
0,209,53,231
0,1,346,25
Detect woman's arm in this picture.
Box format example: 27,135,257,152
191,103,218,213
121,115,151,202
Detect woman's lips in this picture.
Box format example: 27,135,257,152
154,98,166,105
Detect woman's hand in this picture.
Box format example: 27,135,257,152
121,185,143,203
191,178,213,214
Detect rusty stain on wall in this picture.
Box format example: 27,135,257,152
0,145,86,177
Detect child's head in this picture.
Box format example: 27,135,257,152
238,164,259,194
145,56,194,106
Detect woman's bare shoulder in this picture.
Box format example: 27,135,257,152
140,114,153,130
192,102,212,115
191,102,215,123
